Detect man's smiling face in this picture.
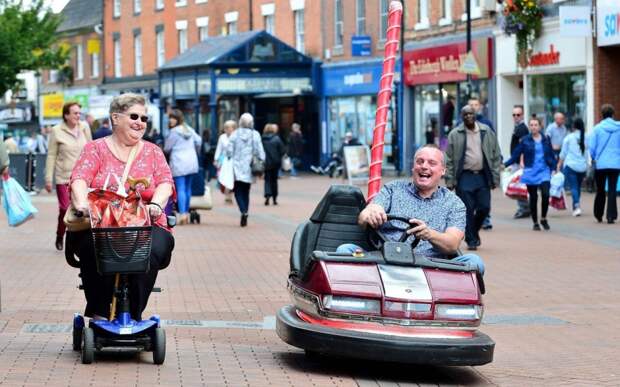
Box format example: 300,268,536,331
412,147,445,193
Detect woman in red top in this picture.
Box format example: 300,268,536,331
68,93,175,321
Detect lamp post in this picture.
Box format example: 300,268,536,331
466,0,472,99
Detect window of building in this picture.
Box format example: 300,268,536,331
134,0,141,14
113,0,120,17
415,0,429,30
155,0,164,10
114,38,122,77
461,0,482,20
379,0,388,41
294,10,304,53
196,17,209,41
355,0,365,35
334,0,343,48
134,33,143,76
264,14,274,34
196,0,207,3
226,21,237,35
528,72,586,129
75,44,84,80
175,0,187,7
91,52,99,78
178,28,187,53
49,70,58,83
156,29,165,67
440,0,453,25
224,11,238,35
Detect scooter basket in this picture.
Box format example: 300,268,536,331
92,226,153,275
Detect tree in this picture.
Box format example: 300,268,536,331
0,0,69,95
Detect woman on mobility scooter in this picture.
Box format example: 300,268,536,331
66,94,174,358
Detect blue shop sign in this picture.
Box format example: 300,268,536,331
322,59,401,96
352,35,372,56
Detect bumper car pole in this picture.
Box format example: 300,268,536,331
367,0,403,202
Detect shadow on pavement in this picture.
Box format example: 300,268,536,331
276,351,492,385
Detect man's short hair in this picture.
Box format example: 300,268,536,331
414,144,446,166
601,104,615,119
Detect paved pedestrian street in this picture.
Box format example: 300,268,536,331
0,175,618,387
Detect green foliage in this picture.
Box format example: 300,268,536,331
0,0,70,95
501,0,544,67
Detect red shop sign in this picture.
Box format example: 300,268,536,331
404,38,493,86
528,44,560,67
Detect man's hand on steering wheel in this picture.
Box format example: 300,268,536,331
406,218,434,242
359,203,387,228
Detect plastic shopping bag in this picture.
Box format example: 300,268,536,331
550,192,567,210
504,169,528,201
550,172,565,198
190,186,213,210
1,176,38,226
217,157,235,191
281,155,292,172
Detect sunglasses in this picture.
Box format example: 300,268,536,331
118,112,149,123
512,113,522,117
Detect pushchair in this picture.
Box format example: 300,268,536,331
65,197,174,364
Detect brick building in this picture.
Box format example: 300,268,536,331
40,0,105,126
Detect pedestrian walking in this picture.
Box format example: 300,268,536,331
214,120,236,203
45,101,92,251
164,109,202,225
445,106,502,250
201,130,216,183
92,118,112,140
504,117,557,231
588,104,620,224
262,123,285,205
226,113,265,227
545,112,567,158
509,105,531,219
287,123,304,177
557,118,588,217
67,92,174,321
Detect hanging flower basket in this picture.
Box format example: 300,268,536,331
501,0,543,68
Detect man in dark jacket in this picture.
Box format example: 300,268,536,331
445,106,502,250
287,123,304,176
262,124,285,205
509,105,531,219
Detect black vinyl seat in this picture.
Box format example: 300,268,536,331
289,185,369,277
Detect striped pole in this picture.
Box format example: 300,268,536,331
367,0,403,203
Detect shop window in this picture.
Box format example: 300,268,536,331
527,72,586,129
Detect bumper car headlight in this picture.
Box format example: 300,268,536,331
322,295,381,315
435,304,482,321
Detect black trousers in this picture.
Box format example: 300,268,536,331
456,172,491,245
594,168,619,222
67,226,174,320
264,167,279,199
526,182,550,224
233,181,251,214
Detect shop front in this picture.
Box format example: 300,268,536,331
320,59,401,170
158,31,320,167
403,34,495,168
495,20,594,154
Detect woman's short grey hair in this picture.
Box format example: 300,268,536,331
109,93,146,116
238,113,254,129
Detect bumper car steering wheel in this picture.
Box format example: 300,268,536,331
369,215,421,251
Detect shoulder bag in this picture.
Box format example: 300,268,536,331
250,130,265,176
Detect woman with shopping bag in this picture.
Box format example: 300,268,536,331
557,118,588,216
504,117,556,231
214,120,236,203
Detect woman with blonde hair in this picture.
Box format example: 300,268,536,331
214,120,236,203
261,123,285,205
164,109,202,225
45,101,92,250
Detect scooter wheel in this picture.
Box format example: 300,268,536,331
81,327,95,364
152,328,166,365
72,324,82,351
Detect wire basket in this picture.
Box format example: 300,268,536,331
92,226,153,275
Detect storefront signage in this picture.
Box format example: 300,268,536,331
528,44,560,67
351,35,372,56
559,6,592,37
597,1,620,47
404,38,492,86
217,77,312,94
0,104,33,123
42,93,64,118
323,59,400,96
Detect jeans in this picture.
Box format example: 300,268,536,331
290,157,302,176
526,181,550,224
336,243,485,275
563,166,585,210
173,174,194,214
594,168,619,221
233,180,251,214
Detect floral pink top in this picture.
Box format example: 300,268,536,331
71,139,174,228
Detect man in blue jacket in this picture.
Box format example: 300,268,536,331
588,104,620,224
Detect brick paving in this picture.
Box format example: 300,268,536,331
0,174,618,386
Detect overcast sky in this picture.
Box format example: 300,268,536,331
48,0,69,13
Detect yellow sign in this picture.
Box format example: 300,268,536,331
459,51,481,76
87,39,100,55
42,93,64,118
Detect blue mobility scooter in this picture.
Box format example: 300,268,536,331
65,218,171,364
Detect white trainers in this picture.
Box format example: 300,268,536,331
310,165,321,174
572,207,582,217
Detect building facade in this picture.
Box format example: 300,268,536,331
40,0,105,126
594,0,620,121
